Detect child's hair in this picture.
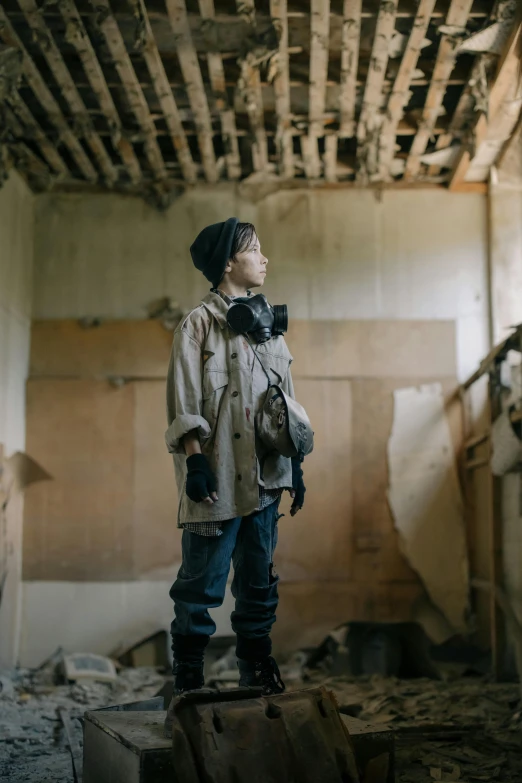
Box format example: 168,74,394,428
231,223,258,259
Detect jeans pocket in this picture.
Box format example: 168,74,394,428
180,531,210,579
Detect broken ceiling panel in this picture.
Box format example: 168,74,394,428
0,0,519,200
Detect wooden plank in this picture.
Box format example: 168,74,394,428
131,0,197,184
379,0,437,180
307,0,331,179
164,0,218,182
59,0,141,185
454,20,522,184
88,0,167,183
0,8,97,182
339,0,362,138
235,0,269,172
17,0,117,186
30,320,172,379
198,0,241,180
356,0,398,183
404,0,475,180
7,93,68,177
324,133,338,182
270,0,294,178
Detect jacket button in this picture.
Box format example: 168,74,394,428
232,391,239,397
237,474,242,481
234,433,241,439
231,353,237,359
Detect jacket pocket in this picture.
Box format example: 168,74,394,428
202,370,229,436
268,356,291,386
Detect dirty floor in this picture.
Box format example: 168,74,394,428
1,666,521,782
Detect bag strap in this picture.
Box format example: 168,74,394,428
245,335,272,389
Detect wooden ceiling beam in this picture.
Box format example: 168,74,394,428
0,8,97,182
235,0,269,173
165,0,218,182
88,0,167,183
270,0,294,179
450,17,522,186
379,0,437,181
17,0,117,186
339,0,362,138
59,0,141,185
355,0,398,183
404,0,475,180
6,92,69,177
198,0,241,180
131,0,197,184
306,0,330,179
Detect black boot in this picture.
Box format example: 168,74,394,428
164,634,208,738
164,661,205,738
238,656,286,695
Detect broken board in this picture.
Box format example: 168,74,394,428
83,700,394,783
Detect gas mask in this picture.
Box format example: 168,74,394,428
226,294,288,343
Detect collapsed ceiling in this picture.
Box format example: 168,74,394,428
0,0,520,207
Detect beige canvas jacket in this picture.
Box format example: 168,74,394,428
166,291,294,525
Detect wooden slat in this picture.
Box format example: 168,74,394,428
356,0,398,182
0,8,97,182
324,133,338,181
165,0,218,183
235,0,269,172
307,0,330,178
59,0,141,185
7,92,68,177
198,0,241,180
450,18,522,186
404,0,475,180
17,0,117,186
339,0,362,138
379,0,437,180
88,0,167,183
270,0,294,178
130,0,197,184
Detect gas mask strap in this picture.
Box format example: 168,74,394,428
244,334,272,390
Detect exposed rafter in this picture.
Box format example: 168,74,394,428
236,0,269,173
7,92,68,178
58,0,141,185
324,133,338,182
198,0,241,180
379,0,437,181
306,0,330,179
164,0,218,183
450,17,522,186
0,7,97,182
404,0,475,180
131,0,197,184
270,0,293,179
339,0,362,138
356,0,398,183
88,0,167,184
17,0,117,186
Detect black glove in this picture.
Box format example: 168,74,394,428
291,457,306,517
186,454,217,503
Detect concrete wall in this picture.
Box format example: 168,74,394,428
21,186,490,666
0,170,34,667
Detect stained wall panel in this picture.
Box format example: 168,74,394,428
23,380,135,581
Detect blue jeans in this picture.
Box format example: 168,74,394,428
170,501,280,643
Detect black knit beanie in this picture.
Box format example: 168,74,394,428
190,217,239,287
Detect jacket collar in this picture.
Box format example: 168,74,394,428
201,290,230,329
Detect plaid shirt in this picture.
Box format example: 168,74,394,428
182,486,283,537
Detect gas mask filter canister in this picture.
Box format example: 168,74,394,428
226,294,288,343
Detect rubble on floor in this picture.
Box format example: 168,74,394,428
0,664,164,783
1,648,521,783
